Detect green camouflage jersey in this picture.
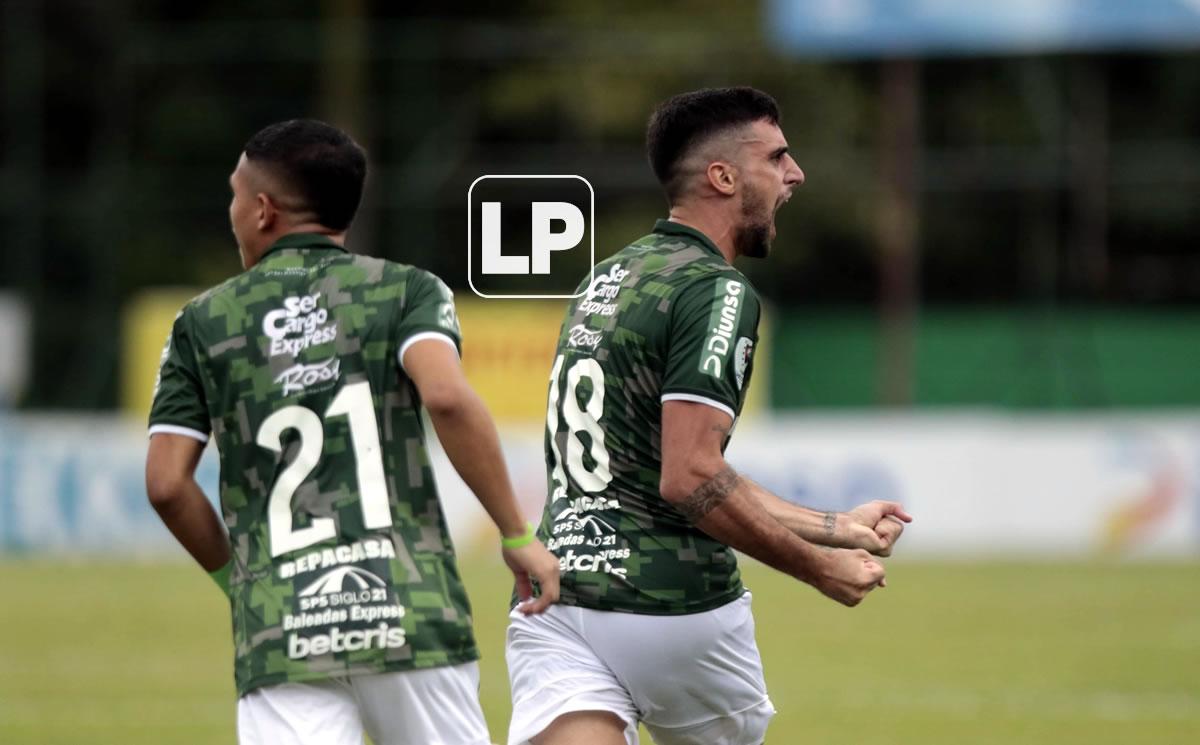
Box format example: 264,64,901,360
538,219,761,615
149,233,477,696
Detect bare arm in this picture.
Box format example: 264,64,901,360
748,481,912,557
145,433,231,572
403,338,560,613
748,483,840,544
661,401,885,606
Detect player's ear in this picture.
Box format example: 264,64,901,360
706,161,737,197
255,192,276,231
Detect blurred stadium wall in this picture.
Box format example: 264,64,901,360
2,1,1199,559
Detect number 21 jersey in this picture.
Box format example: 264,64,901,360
149,233,477,695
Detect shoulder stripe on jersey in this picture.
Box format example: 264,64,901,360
660,393,736,421
148,423,209,443
398,331,459,372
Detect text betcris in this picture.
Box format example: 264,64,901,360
287,623,406,660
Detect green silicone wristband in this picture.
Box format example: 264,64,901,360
208,560,232,595
501,523,536,549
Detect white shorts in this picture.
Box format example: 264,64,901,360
505,592,774,745
237,663,492,745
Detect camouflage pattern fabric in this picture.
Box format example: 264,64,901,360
149,233,477,696
536,219,762,615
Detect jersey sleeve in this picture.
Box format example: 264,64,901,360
395,269,462,369
148,307,211,443
661,273,761,420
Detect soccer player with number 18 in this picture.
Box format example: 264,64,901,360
505,88,913,745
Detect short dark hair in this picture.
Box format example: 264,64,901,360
244,119,367,231
646,87,781,201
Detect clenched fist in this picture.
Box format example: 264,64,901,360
812,548,886,607
844,501,912,557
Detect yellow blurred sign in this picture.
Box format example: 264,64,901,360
122,288,202,422
456,297,769,424
456,299,566,422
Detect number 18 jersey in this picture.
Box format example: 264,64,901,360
149,233,477,695
538,219,762,615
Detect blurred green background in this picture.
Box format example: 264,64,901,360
4,1,1200,409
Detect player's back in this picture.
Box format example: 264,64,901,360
537,220,762,615
149,233,476,695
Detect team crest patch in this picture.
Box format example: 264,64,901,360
437,301,460,333
734,336,753,390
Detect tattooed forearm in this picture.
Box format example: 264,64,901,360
823,511,837,539
678,466,741,523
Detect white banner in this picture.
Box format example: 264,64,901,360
1,414,1196,557
724,415,1200,557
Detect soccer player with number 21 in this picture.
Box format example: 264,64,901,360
505,87,913,745
145,119,559,745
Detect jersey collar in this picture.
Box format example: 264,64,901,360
259,232,349,261
652,219,725,260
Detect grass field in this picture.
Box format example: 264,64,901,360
1,557,1197,744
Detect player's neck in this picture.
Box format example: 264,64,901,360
278,223,346,246
243,225,347,268
664,207,737,265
